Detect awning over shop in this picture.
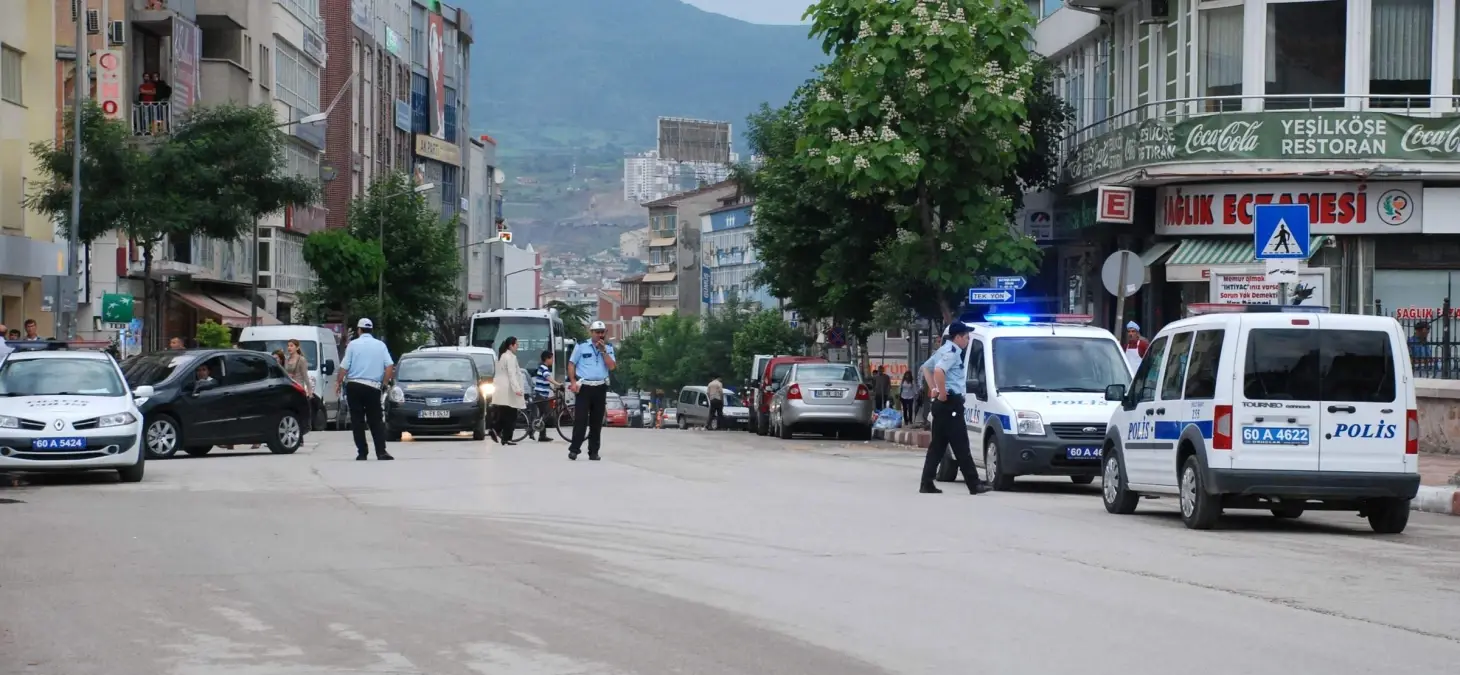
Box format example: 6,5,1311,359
211,295,283,326
1139,241,1180,267
171,291,250,327
641,306,676,317
1164,236,1331,283
649,237,676,247
642,272,677,283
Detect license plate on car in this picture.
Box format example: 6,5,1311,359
813,389,839,398
33,437,86,450
1066,446,1102,459
418,410,450,419
1241,426,1310,445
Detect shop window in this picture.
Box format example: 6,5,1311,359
1371,0,1433,108
1265,0,1347,110
1198,4,1243,111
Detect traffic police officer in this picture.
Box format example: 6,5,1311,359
920,322,988,494
566,320,616,460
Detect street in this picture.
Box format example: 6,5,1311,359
4,429,1460,675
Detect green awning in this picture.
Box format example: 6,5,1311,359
1166,236,1330,267
1139,241,1180,266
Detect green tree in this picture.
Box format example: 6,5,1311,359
702,295,753,382
345,172,461,358
731,310,808,381
194,319,232,348
298,228,386,323
622,313,706,393
545,300,591,343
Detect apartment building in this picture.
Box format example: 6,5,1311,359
639,180,737,320
700,193,774,313
408,0,471,247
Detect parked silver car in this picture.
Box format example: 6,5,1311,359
769,363,874,440
676,385,750,429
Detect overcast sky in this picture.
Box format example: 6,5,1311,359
685,0,810,24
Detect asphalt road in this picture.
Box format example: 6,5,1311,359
3,427,1460,674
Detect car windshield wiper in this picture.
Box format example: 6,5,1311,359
998,385,1052,392
1049,387,1106,393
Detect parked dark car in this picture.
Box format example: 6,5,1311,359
385,353,488,441
121,349,312,459
622,392,646,428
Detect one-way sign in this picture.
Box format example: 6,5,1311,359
993,276,1027,290
968,288,1015,304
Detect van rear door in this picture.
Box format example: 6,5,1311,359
1231,316,1321,472
1316,315,1408,473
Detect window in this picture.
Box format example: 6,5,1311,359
444,86,457,142
1130,336,1169,404
1243,329,1395,402
1,44,22,105
224,354,272,386
410,72,428,134
966,340,986,399
1199,4,1242,110
993,337,1131,394
1092,37,1110,124
440,164,458,218
258,44,271,88
796,364,860,382
239,340,319,369
397,357,476,383
1159,332,1194,400
0,358,126,397
1370,0,1432,108
275,41,321,116
193,356,227,384
1182,330,1226,399
1042,0,1061,18
285,142,320,181
1266,0,1347,109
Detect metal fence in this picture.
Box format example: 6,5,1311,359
1379,297,1457,380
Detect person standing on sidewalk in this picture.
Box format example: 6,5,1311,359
920,322,988,495
872,366,892,411
707,376,725,430
336,318,394,461
898,371,916,426
566,320,616,461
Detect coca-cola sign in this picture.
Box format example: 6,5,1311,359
1156,182,1423,236
1063,111,1460,186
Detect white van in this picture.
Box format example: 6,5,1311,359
938,315,1134,490
239,325,342,430
1101,306,1419,533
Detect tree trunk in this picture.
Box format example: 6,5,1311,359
917,179,951,325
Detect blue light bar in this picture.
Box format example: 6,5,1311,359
984,314,1032,325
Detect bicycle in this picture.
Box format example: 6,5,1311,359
554,386,578,441
510,396,548,443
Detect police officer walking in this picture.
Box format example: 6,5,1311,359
335,318,395,461
920,322,988,494
566,320,616,460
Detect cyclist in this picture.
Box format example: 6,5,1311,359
531,350,559,442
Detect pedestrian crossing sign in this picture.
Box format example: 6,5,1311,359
1253,204,1310,260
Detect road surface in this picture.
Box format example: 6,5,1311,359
3,428,1460,674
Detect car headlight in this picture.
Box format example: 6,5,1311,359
389,386,405,403
479,382,495,397
1015,410,1046,436
463,386,480,403
0,415,18,429
97,412,138,428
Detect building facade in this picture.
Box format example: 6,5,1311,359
640,181,737,320
408,0,470,248
1035,0,1460,337
623,149,737,204
465,134,505,313
700,195,774,314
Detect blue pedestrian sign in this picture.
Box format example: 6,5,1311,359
993,276,1027,291
968,288,1015,304
1254,204,1310,260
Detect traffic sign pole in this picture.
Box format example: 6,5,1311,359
1113,251,1130,336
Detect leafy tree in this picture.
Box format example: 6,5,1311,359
702,295,753,382
545,300,591,343
621,313,707,394
429,302,472,348
194,319,232,348
731,310,808,382
298,229,386,323
345,172,461,358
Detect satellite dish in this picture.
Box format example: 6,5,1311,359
319,164,338,182
493,168,506,185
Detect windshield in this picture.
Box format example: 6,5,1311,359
796,364,860,382
471,317,551,367
992,337,1130,392
396,358,476,383
239,340,320,369
423,349,496,377
0,358,127,396
723,392,744,407
122,354,186,386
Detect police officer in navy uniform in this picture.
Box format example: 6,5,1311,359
921,322,989,494
567,320,616,460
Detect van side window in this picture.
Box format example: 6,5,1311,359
1183,330,1226,400
966,340,987,400
1159,332,1193,400
1129,336,1168,404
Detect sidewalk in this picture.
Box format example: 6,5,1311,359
873,429,1460,516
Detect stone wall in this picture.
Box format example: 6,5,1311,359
1417,379,1460,455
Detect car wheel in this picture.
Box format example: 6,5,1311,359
116,450,145,483
1270,504,1305,519
935,454,958,482
1102,449,1139,515
777,414,793,439
1366,498,1411,534
267,413,304,455
1071,476,1095,485
1179,455,1221,530
312,404,328,432
472,413,487,441
677,415,687,430
984,436,1015,491
183,445,213,457
144,415,182,459
756,415,769,436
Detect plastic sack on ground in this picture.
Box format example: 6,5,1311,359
874,406,902,429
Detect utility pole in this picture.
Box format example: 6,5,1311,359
62,0,88,340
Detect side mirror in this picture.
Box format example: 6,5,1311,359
1105,384,1126,402
132,385,155,399
322,360,336,376
193,379,219,395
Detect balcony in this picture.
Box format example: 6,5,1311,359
133,101,171,136
1060,94,1460,191
196,0,247,29
199,59,252,107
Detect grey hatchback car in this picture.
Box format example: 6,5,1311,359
768,363,874,440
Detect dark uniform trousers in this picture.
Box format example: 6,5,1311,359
920,395,981,487
569,384,608,456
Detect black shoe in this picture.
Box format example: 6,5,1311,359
969,483,992,495
538,436,552,442
503,440,518,446
588,453,601,461
377,452,394,461
920,484,943,494
356,453,368,461
569,450,579,460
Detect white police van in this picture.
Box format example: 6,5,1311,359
936,315,1134,490
1100,305,1419,533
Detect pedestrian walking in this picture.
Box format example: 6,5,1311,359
494,337,527,445
920,322,988,495
707,375,725,430
335,317,395,461
566,320,616,461
898,371,916,425
532,350,559,442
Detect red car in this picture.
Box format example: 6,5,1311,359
604,394,629,427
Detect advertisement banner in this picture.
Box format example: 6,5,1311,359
1208,268,1329,307
383,26,405,59
1157,181,1421,235
170,16,201,118
427,11,446,140
95,50,125,120
1065,111,1460,185
415,134,461,166
701,266,712,305
395,100,412,132
351,0,370,30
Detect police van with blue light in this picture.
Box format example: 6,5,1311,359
0,340,148,483
936,314,1134,490
1100,305,1419,533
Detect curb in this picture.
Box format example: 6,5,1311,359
1413,485,1460,516
872,427,930,449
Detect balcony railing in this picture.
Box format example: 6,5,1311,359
133,101,172,136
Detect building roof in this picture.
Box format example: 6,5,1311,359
641,179,739,209
701,199,753,217
619,273,647,284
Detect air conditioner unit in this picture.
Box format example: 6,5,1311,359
72,0,80,21
86,9,101,35
1139,0,1171,22
108,21,126,46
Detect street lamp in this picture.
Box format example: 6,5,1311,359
377,182,437,315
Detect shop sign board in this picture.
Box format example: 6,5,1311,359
1096,186,1134,224
1208,268,1329,308
1064,111,1460,185
1157,181,1421,235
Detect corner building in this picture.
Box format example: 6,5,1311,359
1033,0,1460,329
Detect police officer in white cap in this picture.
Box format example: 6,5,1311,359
566,320,616,460
921,321,988,494
336,318,395,460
